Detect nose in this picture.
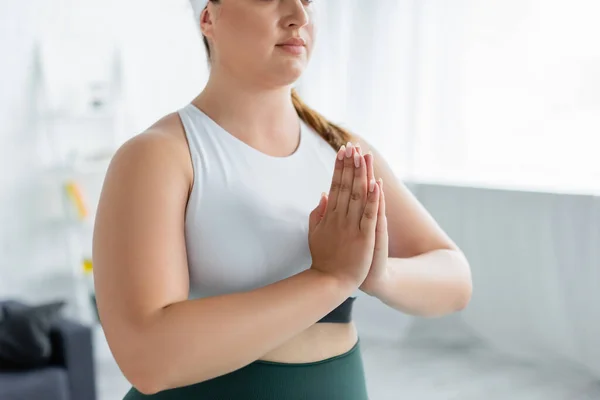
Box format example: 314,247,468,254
282,0,310,29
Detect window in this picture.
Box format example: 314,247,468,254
411,0,600,193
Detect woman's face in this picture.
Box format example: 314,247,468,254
202,0,316,88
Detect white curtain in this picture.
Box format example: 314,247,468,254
297,0,418,178
411,0,600,193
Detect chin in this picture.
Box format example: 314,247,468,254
268,60,307,87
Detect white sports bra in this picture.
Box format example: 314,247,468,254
178,103,360,301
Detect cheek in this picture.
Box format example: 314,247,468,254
218,8,274,55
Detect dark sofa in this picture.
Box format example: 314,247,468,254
0,300,97,400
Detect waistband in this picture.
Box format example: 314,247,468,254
123,339,368,400
253,338,360,367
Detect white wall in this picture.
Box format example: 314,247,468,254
0,0,48,296
410,184,600,378
0,0,207,306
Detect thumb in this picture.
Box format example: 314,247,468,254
309,192,328,232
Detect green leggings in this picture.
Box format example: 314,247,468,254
123,340,368,400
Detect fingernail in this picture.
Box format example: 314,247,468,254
355,144,362,155
379,178,384,188
337,146,345,161
354,152,360,168
345,142,353,158
369,179,376,192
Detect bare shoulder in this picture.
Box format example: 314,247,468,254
106,112,192,189
116,112,189,166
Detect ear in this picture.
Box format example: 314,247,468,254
200,5,215,39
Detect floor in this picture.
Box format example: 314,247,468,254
94,331,600,400
360,340,600,400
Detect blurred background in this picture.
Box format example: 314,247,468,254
1,0,599,399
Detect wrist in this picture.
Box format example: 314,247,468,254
360,269,390,297
307,267,358,296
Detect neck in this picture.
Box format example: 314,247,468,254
193,68,299,141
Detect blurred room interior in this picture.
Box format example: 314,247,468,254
1,0,599,399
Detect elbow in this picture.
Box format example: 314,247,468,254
122,356,169,395
453,279,473,312
451,251,473,312
102,312,178,394
112,333,171,395
125,373,168,396
130,378,162,396
127,358,220,395
120,342,215,395
432,250,472,316
422,280,472,318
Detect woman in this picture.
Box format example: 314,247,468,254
92,0,473,398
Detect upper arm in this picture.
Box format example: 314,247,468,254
353,136,459,258
92,128,192,356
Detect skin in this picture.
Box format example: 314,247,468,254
93,0,472,395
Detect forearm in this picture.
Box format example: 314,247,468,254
371,249,472,317
127,269,353,394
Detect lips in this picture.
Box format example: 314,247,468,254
276,37,307,55
277,37,306,47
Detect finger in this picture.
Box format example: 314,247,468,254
364,152,375,187
326,145,346,212
355,143,362,156
360,179,380,232
309,192,327,232
334,142,355,214
378,179,385,217
376,179,387,234
348,151,368,222
319,194,329,222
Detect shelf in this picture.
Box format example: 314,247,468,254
44,152,113,178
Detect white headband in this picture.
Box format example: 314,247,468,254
190,0,209,23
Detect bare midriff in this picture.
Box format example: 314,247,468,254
259,322,358,363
